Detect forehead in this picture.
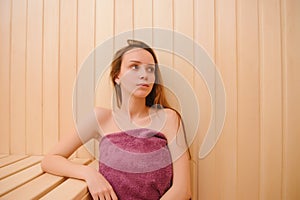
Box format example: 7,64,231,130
122,48,155,64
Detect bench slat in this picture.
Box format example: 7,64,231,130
40,160,98,200
0,163,43,196
0,155,8,159
81,192,92,200
0,172,66,200
0,155,28,168
0,155,43,179
0,158,91,200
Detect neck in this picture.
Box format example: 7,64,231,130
120,95,149,120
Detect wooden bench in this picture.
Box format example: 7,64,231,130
0,154,96,200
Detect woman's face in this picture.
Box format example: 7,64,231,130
116,48,156,99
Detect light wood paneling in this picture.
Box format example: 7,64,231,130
259,0,283,199
173,0,194,84
26,0,43,155
59,0,77,141
195,0,216,199
76,0,95,159
133,0,152,44
0,0,11,154
10,0,27,154
0,0,299,199
94,0,114,111
282,0,300,199
237,0,260,199
215,0,238,198
42,0,59,154
153,0,173,70
114,0,133,50
94,0,114,163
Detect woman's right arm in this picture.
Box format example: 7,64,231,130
41,108,118,200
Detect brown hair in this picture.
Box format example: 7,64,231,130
110,39,171,109
110,39,191,159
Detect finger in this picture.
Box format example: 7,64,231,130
99,194,105,200
110,190,118,200
104,192,112,200
91,193,98,200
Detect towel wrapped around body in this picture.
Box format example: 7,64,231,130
98,128,173,200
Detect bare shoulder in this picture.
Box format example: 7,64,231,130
163,108,180,126
94,107,112,123
160,108,181,141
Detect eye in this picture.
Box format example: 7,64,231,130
146,66,155,73
131,64,139,70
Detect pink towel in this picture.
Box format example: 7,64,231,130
99,128,173,200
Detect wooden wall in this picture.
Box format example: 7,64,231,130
0,0,299,199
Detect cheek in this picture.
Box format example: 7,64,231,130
119,72,138,91
148,73,156,86
150,73,156,82
120,71,137,82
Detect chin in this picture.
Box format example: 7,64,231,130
132,92,151,99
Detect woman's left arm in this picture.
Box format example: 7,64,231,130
160,151,191,200
160,109,192,200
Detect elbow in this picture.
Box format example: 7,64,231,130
186,191,192,200
40,156,47,172
177,190,192,200
40,154,50,172
183,188,192,200
179,183,192,200
171,186,192,200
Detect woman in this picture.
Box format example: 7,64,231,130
41,40,191,200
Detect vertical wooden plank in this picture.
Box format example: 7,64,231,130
94,0,114,159
43,0,59,154
95,0,114,109
133,0,152,44
153,0,174,118
0,0,11,154
195,0,216,199
26,0,43,155
153,0,173,69
114,0,133,50
236,0,260,199
173,1,196,198
215,0,238,198
153,0,172,29
59,0,77,139
10,0,27,154
173,0,194,84
238,0,260,195
153,0,174,110
282,0,300,199
153,0,174,112
76,0,95,159
259,0,283,199
95,0,114,45
172,0,194,121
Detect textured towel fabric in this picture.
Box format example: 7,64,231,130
99,128,173,200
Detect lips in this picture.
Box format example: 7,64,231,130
137,83,150,87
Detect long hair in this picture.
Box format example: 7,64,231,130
110,39,191,159
110,39,170,109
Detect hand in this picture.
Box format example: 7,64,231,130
83,166,118,200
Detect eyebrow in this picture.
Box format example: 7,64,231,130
129,60,142,63
129,60,155,65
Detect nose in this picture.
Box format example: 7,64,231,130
139,67,148,80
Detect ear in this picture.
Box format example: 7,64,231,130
115,77,120,85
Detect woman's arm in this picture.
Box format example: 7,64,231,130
41,108,118,200
160,109,192,200
160,151,191,200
